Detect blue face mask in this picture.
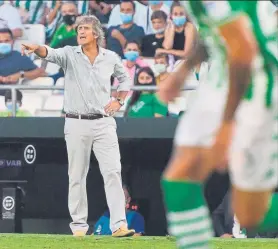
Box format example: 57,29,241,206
124,51,139,62
0,43,12,55
120,13,133,24
164,1,173,8
173,16,187,27
6,102,20,112
149,1,161,6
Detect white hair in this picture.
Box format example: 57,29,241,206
76,15,105,47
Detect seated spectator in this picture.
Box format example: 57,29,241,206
141,10,167,58
108,1,148,33
14,0,47,24
49,1,78,48
212,189,247,239
125,67,168,118
0,1,23,38
158,2,197,61
90,1,113,24
0,90,31,117
94,184,145,236
154,53,170,85
0,28,45,95
113,41,148,97
107,0,145,58
146,1,170,34
45,0,99,41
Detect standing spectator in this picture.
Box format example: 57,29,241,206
107,1,145,58
125,67,168,118
141,10,167,58
94,184,145,236
146,0,170,34
49,1,78,48
154,53,169,85
0,90,31,117
0,1,23,38
157,2,197,60
0,28,45,95
14,0,47,24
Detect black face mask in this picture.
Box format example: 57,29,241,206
63,15,77,26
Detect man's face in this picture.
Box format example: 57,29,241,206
77,24,96,46
61,3,77,16
120,2,135,15
0,32,13,55
151,18,166,31
0,32,13,45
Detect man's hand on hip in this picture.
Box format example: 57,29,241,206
105,100,121,116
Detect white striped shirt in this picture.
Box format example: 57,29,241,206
15,0,47,24
44,45,131,115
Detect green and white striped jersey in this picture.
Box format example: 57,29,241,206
15,0,47,24
182,1,278,107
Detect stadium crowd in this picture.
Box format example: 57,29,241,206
0,0,202,117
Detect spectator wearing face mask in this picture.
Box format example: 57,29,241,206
157,2,197,61
141,10,167,58
154,53,169,85
112,41,148,98
0,28,45,95
146,1,170,34
0,0,23,38
49,1,78,48
125,67,168,118
0,90,31,117
107,1,145,58
108,1,148,33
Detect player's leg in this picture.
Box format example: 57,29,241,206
229,99,278,231
162,146,214,249
64,118,94,236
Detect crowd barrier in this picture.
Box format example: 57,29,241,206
0,85,197,117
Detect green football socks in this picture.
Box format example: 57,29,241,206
258,193,278,232
162,179,213,249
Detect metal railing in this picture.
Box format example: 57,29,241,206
0,85,197,117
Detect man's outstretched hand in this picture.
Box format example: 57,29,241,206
21,44,39,56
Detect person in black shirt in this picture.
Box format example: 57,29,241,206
141,10,167,58
157,2,197,61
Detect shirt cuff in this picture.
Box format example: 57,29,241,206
43,45,52,60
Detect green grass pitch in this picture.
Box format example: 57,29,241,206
0,234,277,249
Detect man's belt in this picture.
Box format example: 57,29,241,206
66,113,106,120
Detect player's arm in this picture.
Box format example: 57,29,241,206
157,39,208,103
218,15,257,122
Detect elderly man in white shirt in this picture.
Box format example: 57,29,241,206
21,15,135,238
0,1,23,38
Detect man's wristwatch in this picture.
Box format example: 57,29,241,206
117,98,124,106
